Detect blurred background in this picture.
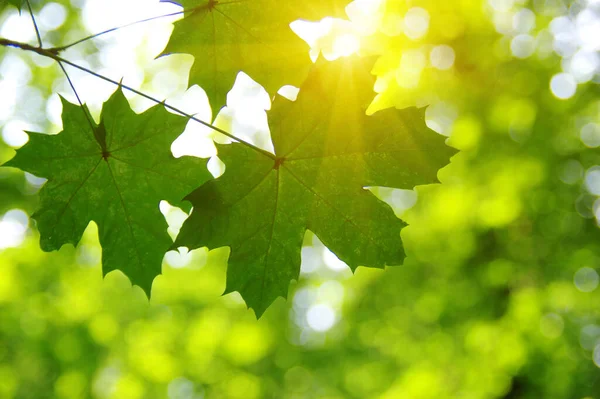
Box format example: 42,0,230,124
1,0,600,397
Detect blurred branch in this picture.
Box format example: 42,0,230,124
0,37,275,160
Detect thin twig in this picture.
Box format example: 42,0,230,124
48,4,211,53
49,9,184,53
0,38,275,160
25,0,42,47
57,61,98,137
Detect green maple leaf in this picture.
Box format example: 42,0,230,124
3,89,211,295
161,0,347,113
174,57,457,316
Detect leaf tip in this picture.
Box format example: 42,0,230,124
247,300,269,320
137,283,152,301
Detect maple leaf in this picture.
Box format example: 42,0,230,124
160,0,347,113
3,89,211,295
174,57,457,316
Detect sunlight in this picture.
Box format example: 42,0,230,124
332,33,360,57
291,17,361,61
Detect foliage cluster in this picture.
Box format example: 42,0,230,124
2,0,454,316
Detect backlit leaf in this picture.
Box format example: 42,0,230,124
4,88,211,294
174,57,456,316
161,0,347,113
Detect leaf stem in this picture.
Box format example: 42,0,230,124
0,37,275,160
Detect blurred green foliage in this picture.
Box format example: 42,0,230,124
2,0,600,398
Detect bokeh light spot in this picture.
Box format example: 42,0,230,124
0,210,29,250
513,8,536,33
580,324,600,350
574,267,599,292
550,73,577,99
594,344,600,368
430,45,455,70
403,8,430,40
306,304,336,332
39,3,67,31
580,123,600,148
585,166,600,195
511,34,535,58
